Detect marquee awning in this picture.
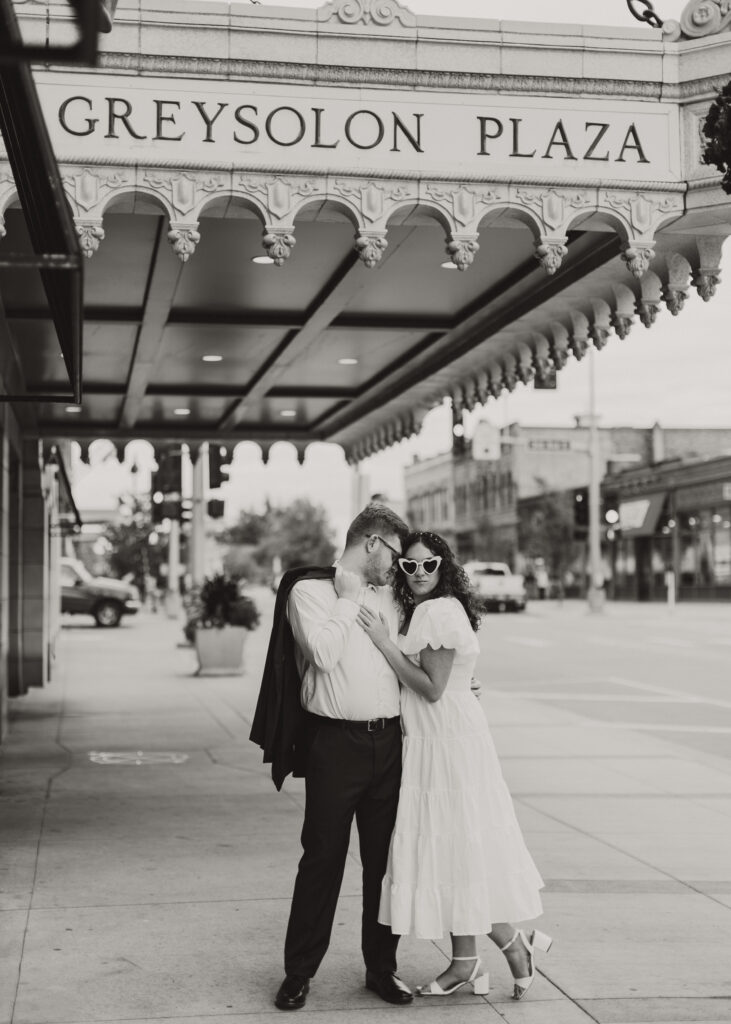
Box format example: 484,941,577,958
3,0,731,462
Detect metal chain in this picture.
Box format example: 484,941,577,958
626,0,665,28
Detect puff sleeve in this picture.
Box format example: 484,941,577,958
398,597,479,657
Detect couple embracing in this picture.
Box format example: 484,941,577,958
251,503,549,1011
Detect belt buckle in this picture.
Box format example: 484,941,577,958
367,717,383,732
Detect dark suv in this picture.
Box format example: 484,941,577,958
60,558,141,627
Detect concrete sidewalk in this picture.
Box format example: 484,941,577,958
2,596,731,1024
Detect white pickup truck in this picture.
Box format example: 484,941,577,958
463,561,527,612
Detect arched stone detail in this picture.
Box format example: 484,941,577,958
60,165,137,220
426,182,509,235
235,174,327,228
262,225,297,265
335,178,416,230
513,185,595,274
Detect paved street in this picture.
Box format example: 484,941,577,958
2,595,731,1024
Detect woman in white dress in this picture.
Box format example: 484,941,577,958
357,531,550,1000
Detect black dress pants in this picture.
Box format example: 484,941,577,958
283,714,402,978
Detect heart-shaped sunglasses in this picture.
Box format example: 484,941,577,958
397,555,442,576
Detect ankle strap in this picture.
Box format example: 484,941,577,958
499,930,521,953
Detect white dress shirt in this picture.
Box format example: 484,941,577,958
287,577,401,720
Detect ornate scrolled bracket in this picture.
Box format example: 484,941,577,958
76,219,105,259
501,360,518,392
532,351,555,386
662,285,688,316
636,298,661,328
692,267,722,301
446,233,480,271
487,366,504,399
611,311,634,339
675,1,731,39
535,236,568,276
168,222,200,263
590,325,611,350
570,334,590,360
262,227,296,267
355,230,388,268
621,241,655,279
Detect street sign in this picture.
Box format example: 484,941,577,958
472,420,501,461
527,439,571,452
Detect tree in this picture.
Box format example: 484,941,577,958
220,498,337,576
518,491,580,589
102,496,168,596
702,81,731,194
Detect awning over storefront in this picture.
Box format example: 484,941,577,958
619,492,666,537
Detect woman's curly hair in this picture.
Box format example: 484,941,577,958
392,531,482,633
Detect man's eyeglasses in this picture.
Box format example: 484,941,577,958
398,556,442,576
369,534,402,562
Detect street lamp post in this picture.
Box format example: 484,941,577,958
587,344,605,613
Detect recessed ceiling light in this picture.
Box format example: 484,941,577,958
202,355,223,363
252,255,275,265
174,408,191,416
280,409,296,418
65,405,81,413
440,260,459,270
338,357,359,365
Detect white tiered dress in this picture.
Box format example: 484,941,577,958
378,596,544,939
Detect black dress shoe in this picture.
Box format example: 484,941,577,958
365,969,413,1005
274,975,310,1010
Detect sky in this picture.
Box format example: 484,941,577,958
74,0,729,545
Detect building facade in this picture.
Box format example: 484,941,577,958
405,424,731,591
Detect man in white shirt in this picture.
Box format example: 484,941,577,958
274,504,412,1011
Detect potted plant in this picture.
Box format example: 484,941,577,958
184,573,260,675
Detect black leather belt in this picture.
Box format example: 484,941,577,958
308,713,400,732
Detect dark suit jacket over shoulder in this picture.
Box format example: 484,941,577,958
249,565,336,790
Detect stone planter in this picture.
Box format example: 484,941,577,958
194,625,247,676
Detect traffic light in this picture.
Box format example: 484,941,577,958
573,487,589,537
151,449,182,499
208,445,230,489
207,499,225,519
151,496,182,523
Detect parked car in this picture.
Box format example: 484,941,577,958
463,561,527,612
60,557,141,627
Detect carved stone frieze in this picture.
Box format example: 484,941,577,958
602,191,681,237
446,233,480,271
610,311,634,339
62,167,132,215
424,183,507,230
515,186,592,234
692,267,722,301
144,170,222,217
168,223,201,263
355,230,388,267
621,241,656,279
238,175,325,223
333,178,415,225
76,219,105,259
636,299,661,328
535,236,568,275
662,285,688,316
263,227,297,266
318,0,417,27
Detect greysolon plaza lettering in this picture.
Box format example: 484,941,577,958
56,93,654,167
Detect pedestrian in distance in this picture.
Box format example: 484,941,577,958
251,503,413,1011
357,530,551,1001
